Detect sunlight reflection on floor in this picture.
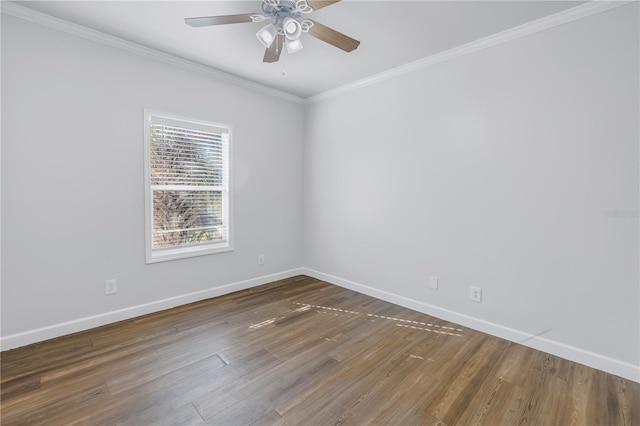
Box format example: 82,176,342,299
248,301,464,337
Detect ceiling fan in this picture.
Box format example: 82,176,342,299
185,0,360,63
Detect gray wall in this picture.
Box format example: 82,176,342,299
303,4,639,366
1,15,304,337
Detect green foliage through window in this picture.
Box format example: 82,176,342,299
145,111,231,260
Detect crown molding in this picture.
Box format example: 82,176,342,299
305,0,634,105
0,2,306,105
1,1,632,105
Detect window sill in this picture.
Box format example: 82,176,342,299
146,243,233,264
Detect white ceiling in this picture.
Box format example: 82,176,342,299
13,1,585,98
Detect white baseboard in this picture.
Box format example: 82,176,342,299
302,268,640,383
0,268,305,351
3,267,638,383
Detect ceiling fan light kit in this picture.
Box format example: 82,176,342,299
283,17,303,40
285,37,303,54
256,23,277,48
185,0,360,63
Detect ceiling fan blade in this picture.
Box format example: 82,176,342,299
185,14,256,27
309,21,360,52
307,0,341,11
263,34,285,63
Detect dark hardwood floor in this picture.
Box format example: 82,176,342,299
1,275,638,425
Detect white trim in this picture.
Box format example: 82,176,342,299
0,2,305,105
0,268,305,351
143,109,234,264
305,0,633,104
1,1,631,105
301,268,640,383
2,267,637,383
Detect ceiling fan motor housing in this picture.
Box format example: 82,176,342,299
262,0,312,16
262,0,312,35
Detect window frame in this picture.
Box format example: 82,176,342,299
143,109,233,264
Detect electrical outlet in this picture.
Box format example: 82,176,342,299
429,276,438,290
258,254,265,265
470,286,482,303
105,279,117,295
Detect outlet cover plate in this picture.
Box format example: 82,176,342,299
429,276,438,290
470,286,482,302
105,279,117,295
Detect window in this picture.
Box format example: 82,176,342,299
144,110,232,263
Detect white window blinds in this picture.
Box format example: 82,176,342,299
144,110,232,263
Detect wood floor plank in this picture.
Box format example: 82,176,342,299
310,337,432,424
91,349,278,425
427,336,511,425
106,352,226,396
513,352,571,425
553,363,595,426
39,347,158,385
200,356,340,425
454,375,522,425
342,370,441,425
277,324,424,424
491,342,539,387
248,409,284,426
1,336,94,383
0,373,41,401
193,337,344,421
1,382,110,426
120,401,204,426
606,373,639,426
1,275,638,425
